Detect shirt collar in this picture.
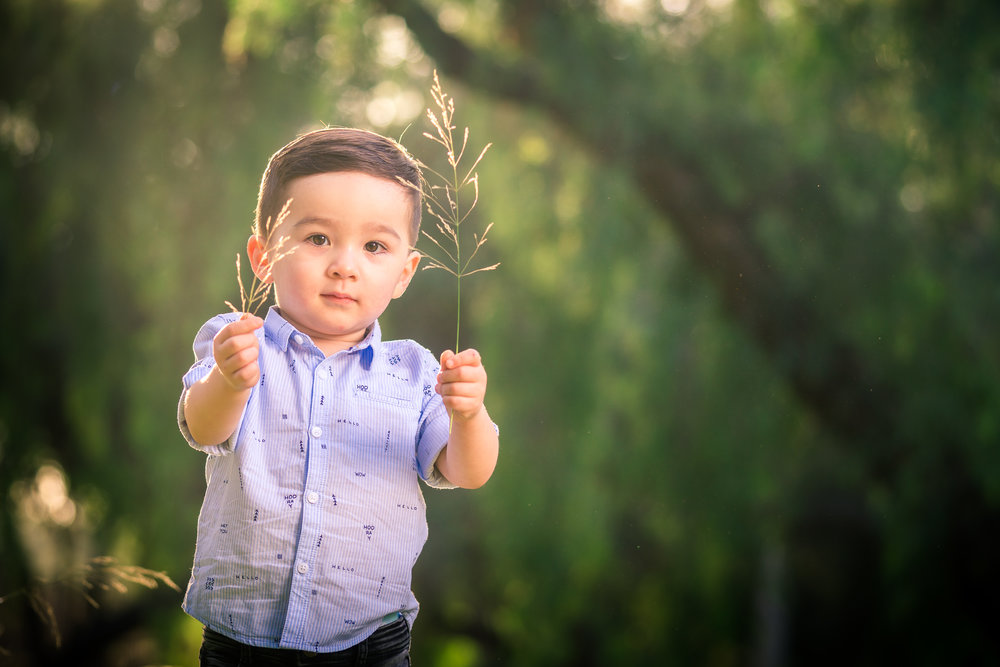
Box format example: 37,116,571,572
262,306,382,356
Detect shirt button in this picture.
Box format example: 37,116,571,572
306,491,319,504
311,426,322,438
297,563,309,574
294,335,304,345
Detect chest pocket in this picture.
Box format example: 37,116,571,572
351,385,421,469
353,382,410,408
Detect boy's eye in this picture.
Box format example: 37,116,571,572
306,234,329,246
364,241,386,253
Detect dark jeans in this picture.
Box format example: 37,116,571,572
199,617,411,667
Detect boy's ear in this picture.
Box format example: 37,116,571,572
246,235,273,283
392,251,421,299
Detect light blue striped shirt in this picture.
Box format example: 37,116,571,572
178,307,454,651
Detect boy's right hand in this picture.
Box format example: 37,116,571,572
212,315,263,392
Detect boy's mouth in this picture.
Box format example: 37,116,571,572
322,292,356,304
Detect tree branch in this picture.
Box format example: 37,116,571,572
377,0,903,478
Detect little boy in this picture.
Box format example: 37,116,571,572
178,127,499,665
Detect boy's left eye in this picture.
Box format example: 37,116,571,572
306,234,329,246
364,241,386,253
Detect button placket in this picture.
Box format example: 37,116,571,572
288,356,329,621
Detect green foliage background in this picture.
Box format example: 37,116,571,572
1,0,998,665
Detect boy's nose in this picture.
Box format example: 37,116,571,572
327,248,358,279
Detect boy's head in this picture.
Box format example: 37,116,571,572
255,127,422,244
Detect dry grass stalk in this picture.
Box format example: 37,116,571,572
226,198,296,318
0,556,180,650
404,70,499,356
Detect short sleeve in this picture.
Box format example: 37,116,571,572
413,348,457,490
177,313,245,456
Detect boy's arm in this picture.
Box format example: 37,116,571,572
433,349,500,489
183,316,263,447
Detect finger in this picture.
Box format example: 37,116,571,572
217,337,259,371
217,320,262,351
439,349,456,370
219,355,260,387
449,348,482,368
437,353,482,380
439,357,486,380
227,363,260,389
212,350,259,390
215,319,261,353
224,340,260,368
438,373,485,393
216,336,260,378
226,315,264,335
439,393,485,420
436,374,486,399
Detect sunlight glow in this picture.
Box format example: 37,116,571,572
517,133,551,166
437,2,469,34
762,0,795,21
0,105,41,156
11,463,84,579
601,0,652,24
899,183,926,213
138,0,165,13
171,137,200,168
660,0,690,15
365,81,424,129
35,464,78,527
374,15,417,68
153,26,180,56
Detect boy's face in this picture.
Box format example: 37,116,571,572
249,171,420,355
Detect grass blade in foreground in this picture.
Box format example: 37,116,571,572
409,71,499,356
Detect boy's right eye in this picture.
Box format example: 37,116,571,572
306,234,329,246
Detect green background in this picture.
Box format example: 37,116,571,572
2,0,998,664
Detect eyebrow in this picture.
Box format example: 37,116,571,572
291,217,403,241
369,223,403,241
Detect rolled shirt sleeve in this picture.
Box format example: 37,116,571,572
177,312,249,457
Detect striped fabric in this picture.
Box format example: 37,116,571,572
178,307,453,651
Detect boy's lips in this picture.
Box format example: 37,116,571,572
322,291,356,304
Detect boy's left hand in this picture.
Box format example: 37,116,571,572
437,349,488,421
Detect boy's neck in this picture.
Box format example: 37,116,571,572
272,307,373,356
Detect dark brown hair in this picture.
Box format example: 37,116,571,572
254,127,422,242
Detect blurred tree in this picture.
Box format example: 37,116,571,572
369,1,1000,664
380,0,1000,664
